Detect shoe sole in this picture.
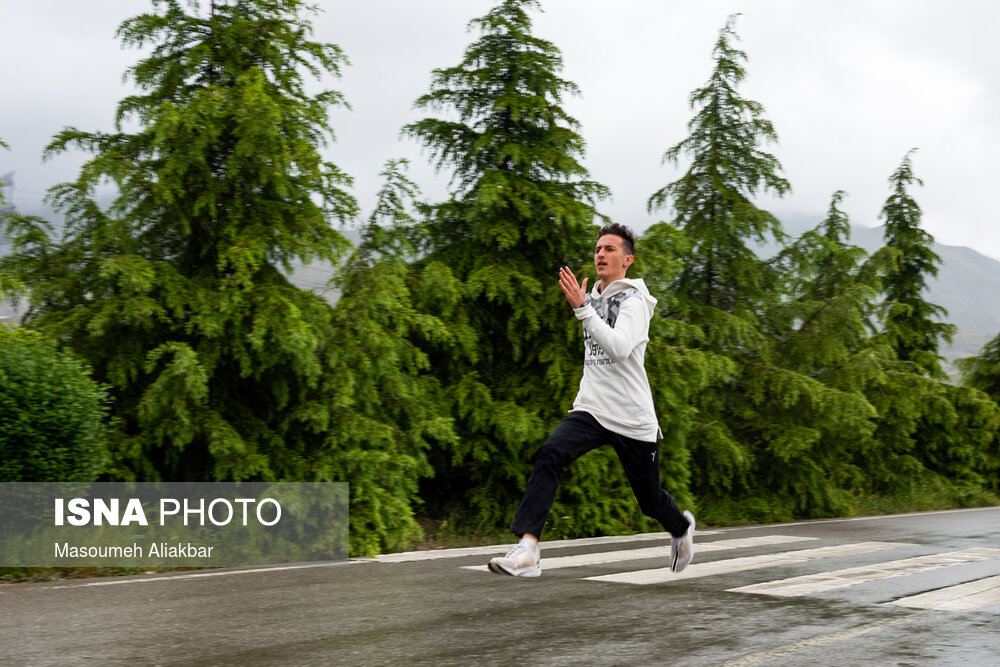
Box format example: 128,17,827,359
488,560,511,576
671,512,696,573
487,559,541,577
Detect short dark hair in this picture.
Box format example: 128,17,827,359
599,223,636,255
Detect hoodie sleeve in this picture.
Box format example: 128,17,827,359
573,295,649,362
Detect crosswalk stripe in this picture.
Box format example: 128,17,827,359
583,541,913,585
375,530,721,563
727,548,1000,597
461,534,817,573
891,573,1000,611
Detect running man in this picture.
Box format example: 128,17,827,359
488,223,695,577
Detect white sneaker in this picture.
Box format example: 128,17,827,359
670,511,695,573
488,542,541,577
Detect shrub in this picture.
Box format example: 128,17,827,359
0,326,110,481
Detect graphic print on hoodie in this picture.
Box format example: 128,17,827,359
571,279,662,441
583,288,637,366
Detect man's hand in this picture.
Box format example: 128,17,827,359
559,266,589,309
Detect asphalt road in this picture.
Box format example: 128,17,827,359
2,506,999,666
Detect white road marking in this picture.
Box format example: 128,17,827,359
717,610,934,667
891,574,1000,611
34,561,348,589
376,506,1000,563
584,541,913,585
717,505,1000,532
462,534,817,572
375,530,720,563
728,548,1000,597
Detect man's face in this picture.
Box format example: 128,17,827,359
594,234,633,284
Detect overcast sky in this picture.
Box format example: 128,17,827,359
3,1,999,259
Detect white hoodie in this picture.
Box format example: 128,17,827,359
570,277,662,442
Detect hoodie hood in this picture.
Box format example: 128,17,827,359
591,278,657,319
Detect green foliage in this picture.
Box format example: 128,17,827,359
953,337,1000,497
0,326,111,481
852,152,992,509
646,14,856,523
861,369,1000,501
959,333,1000,402
0,138,26,302
403,0,622,535
4,7,998,561
648,14,790,323
637,223,736,521
0,2,467,556
0,0,357,483
876,149,956,379
770,191,888,388
323,159,458,556
638,16,996,527
938,384,1000,497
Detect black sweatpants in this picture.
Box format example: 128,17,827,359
510,411,691,539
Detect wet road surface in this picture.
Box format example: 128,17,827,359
2,506,998,666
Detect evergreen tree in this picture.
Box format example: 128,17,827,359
953,338,1000,501
403,0,618,534
959,334,1000,402
956,336,1000,499
0,138,24,300
1,0,357,482
861,152,998,506
646,17,877,523
862,368,1000,504
648,13,790,326
324,159,458,555
877,149,955,379
645,14,784,519
634,222,736,523
764,192,913,514
773,191,888,390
